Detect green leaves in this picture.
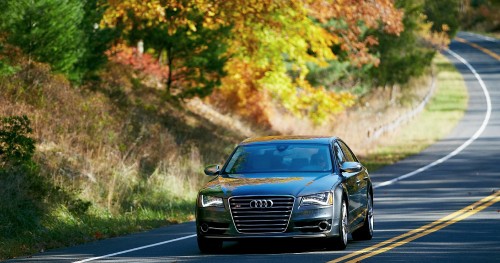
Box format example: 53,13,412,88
369,0,436,87
100,0,408,123
0,0,85,76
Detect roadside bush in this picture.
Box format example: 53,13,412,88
0,115,35,167
0,115,44,238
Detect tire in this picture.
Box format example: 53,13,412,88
352,191,374,241
329,199,348,250
197,236,222,253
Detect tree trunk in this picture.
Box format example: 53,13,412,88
166,46,174,95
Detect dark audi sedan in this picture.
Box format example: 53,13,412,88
196,136,373,252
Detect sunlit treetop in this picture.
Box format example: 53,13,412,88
306,0,404,66
101,0,404,123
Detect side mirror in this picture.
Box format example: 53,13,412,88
340,162,362,173
204,164,221,176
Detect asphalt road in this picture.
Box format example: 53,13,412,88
6,32,500,263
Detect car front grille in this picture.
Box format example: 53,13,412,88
229,196,295,233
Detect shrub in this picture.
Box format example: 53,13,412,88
0,115,35,167
0,115,43,239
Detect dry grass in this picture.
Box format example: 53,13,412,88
0,51,246,216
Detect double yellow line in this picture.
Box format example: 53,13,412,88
328,35,500,263
455,36,500,61
328,190,500,263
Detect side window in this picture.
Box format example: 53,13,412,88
333,143,345,165
339,141,358,162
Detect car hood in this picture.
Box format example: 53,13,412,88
200,173,341,197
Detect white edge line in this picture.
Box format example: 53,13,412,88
374,48,492,189
73,234,197,263
73,47,493,262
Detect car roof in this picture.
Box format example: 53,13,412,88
240,135,338,145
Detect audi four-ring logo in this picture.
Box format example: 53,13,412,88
249,199,274,208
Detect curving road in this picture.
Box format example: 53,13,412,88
6,32,500,263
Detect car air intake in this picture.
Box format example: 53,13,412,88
229,196,294,233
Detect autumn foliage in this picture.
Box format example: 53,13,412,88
107,43,169,81
101,0,404,124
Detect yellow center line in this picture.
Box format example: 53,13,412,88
455,37,500,61
328,191,500,263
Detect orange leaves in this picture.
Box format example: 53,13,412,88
214,58,355,126
211,59,272,127
101,0,404,124
307,0,404,67
106,43,169,80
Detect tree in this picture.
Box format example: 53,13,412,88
101,0,404,123
369,0,436,87
305,0,407,94
102,0,229,98
137,13,229,98
459,0,500,32
75,0,119,81
0,0,85,76
203,0,404,122
424,0,460,38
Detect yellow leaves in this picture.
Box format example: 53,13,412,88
417,14,450,50
441,24,450,32
187,21,197,32
215,57,355,126
100,0,404,124
101,0,166,30
101,0,202,33
289,79,355,124
306,0,403,67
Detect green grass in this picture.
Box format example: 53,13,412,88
363,53,468,172
0,200,195,259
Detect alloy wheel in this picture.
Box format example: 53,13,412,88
341,201,348,245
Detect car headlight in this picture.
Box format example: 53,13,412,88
301,192,333,206
200,195,224,207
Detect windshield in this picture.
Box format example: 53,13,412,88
223,144,332,173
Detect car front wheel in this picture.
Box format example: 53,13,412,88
329,199,348,250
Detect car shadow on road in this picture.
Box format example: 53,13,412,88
212,238,347,255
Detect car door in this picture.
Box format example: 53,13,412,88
333,142,362,226
338,140,368,226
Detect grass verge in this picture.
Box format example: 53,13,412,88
0,205,194,259
362,53,468,172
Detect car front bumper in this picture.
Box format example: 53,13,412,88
196,200,341,240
